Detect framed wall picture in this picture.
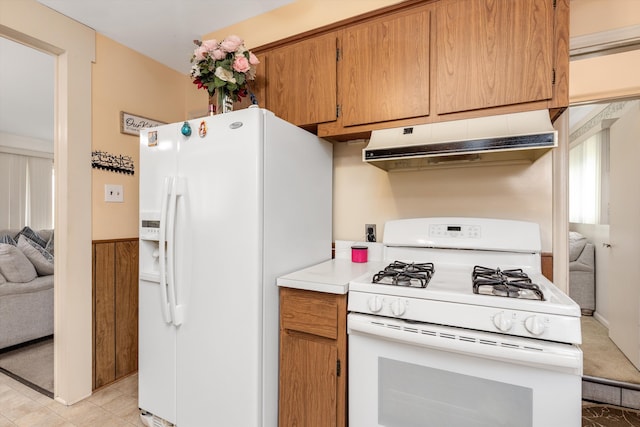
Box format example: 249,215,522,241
120,111,166,136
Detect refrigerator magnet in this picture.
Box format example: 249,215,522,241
181,121,192,137
148,131,158,147
198,120,207,138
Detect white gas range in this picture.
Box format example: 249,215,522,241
347,217,583,427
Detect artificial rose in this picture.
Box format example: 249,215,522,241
232,56,251,73
249,52,260,65
211,48,226,60
220,35,243,53
201,39,218,52
194,45,208,62
215,66,236,84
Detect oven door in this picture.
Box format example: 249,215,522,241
348,313,582,427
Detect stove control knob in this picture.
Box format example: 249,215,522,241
368,296,383,313
524,315,546,336
492,312,513,332
390,299,406,317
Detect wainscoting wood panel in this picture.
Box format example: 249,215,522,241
92,238,138,390
93,242,116,389
115,240,138,379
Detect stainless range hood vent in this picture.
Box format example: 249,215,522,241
363,110,558,171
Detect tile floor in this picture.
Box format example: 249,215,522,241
0,372,143,426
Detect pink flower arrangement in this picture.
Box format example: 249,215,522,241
190,35,259,104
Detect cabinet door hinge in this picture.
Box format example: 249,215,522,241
336,104,341,118
336,47,341,61
552,0,557,9
336,359,341,377
552,68,556,85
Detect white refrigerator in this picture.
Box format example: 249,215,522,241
138,108,332,427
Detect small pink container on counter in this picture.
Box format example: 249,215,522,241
351,245,368,263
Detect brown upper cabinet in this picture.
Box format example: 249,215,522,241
252,0,568,138
265,33,338,127
435,0,555,115
340,5,431,127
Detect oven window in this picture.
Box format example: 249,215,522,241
379,358,532,427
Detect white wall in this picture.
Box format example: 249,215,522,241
333,142,554,251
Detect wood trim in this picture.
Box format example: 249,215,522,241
541,252,553,282
549,0,570,110
92,237,138,244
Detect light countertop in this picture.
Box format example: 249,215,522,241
277,258,386,294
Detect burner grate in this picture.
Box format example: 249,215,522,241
472,266,544,300
372,261,435,288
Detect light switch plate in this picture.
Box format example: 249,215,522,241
105,184,124,202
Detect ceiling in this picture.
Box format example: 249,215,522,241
36,0,293,74
0,37,55,144
0,0,292,145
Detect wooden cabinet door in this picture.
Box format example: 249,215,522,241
436,0,555,115
279,287,347,427
340,5,431,127
279,332,338,427
266,33,337,126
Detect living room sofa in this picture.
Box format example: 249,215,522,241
0,227,54,350
569,231,595,316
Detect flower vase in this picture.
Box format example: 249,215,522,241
209,92,233,115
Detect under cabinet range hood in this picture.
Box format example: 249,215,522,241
363,110,558,171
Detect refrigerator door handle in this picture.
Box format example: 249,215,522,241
158,176,173,324
166,176,183,326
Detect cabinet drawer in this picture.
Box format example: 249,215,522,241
280,288,339,340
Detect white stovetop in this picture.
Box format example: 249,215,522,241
349,262,581,318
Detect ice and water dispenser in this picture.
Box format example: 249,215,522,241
139,214,162,282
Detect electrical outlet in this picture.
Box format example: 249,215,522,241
105,184,124,202
365,224,376,242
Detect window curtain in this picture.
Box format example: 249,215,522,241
0,152,53,230
569,130,609,224
0,153,27,229
27,157,54,229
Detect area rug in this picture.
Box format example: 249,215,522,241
0,336,53,398
583,404,640,426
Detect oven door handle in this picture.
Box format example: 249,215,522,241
348,315,582,375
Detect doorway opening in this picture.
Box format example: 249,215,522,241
0,36,55,397
568,98,640,388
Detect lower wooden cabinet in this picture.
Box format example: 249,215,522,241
279,287,347,427
92,239,138,389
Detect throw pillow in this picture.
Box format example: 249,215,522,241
45,231,54,256
569,231,588,262
16,226,48,249
0,271,5,284
0,243,37,282
0,234,16,245
17,235,54,276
